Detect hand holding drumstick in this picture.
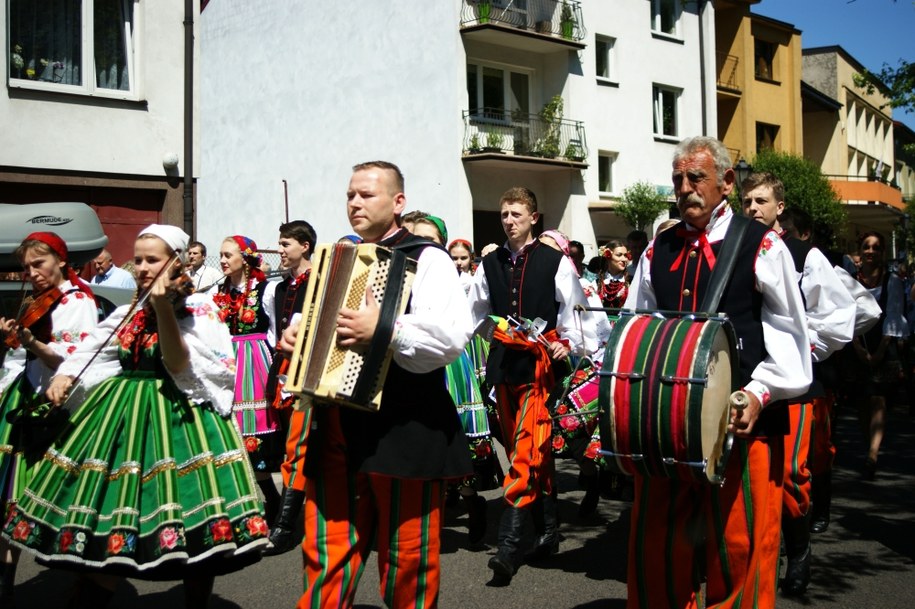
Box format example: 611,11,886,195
728,390,761,438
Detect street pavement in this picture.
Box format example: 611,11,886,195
12,400,915,608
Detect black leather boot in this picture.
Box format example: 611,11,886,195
578,474,600,519
0,561,16,607
782,514,812,596
527,495,559,561
488,507,527,582
264,487,306,556
464,494,487,547
66,577,115,609
809,471,832,534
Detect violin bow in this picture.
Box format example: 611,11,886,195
59,254,182,409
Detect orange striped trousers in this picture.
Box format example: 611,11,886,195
297,408,443,609
782,402,813,518
494,382,554,508
808,394,836,475
281,407,312,492
627,436,784,609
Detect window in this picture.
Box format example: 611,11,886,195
756,122,779,151
595,35,617,83
651,0,680,37
467,61,531,120
653,85,679,138
598,152,617,195
8,0,139,99
754,39,776,80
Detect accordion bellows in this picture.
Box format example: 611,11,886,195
285,242,416,411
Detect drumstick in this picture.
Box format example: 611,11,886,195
729,390,750,410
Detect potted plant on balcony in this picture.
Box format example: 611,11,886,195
467,134,483,154
475,0,492,24
560,1,576,40
564,142,585,162
483,131,504,153
533,95,563,158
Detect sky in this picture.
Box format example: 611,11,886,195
753,0,915,131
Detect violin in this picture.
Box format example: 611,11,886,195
3,286,64,349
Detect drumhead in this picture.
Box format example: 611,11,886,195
696,322,735,482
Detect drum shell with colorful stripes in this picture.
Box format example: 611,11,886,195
598,313,738,484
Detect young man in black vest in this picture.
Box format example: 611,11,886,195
468,187,596,583
288,161,473,608
263,220,316,555
742,172,855,596
625,137,812,609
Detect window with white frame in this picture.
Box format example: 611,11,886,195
651,0,680,37
595,35,617,83
652,85,679,138
467,61,531,120
598,152,617,195
8,0,139,99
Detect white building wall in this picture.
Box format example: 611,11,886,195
0,2,188,178
197,1,468,249
197,0,716,252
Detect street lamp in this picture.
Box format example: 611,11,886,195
734,157,752,199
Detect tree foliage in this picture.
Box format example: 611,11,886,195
749,149,846,242
616,181,670,231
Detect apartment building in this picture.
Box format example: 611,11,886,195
197,1,717,253
1,1,193,263
803,45,903,246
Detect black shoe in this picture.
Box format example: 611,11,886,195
0,561,16,608
862,458,877,481
527,495,559,562
578,475,600,519
782,544,811,596
488,550,518,579
466,495,487,546
263,487,305,557
810,516,830,534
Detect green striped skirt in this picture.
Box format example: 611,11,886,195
2,370,268,579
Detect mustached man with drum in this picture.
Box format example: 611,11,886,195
286,161,473,609
624,136,811,609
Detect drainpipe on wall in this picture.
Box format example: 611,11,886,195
183,0,195,237
697,0,708,136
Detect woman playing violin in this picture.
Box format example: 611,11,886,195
0,232,97,605
2,225,268,608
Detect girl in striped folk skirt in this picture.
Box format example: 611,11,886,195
2,225,269,608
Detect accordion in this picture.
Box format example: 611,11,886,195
285,242,417,411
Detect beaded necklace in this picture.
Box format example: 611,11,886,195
213,270,260,334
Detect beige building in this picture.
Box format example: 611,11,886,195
715,1,803,163
802,46,903,250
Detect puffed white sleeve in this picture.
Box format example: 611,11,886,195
466,260,493,327
832,266,881,336
801,248,855,362
262,280,279,347
623,244,657,310
747,232,812,405
47,289,99,359
55,306,129,407
169,293,236,416
390,246,473,373
554,256,598,356
0,348,26,393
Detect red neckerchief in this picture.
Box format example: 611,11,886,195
670,227,716,272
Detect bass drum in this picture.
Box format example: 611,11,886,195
598,313,738,485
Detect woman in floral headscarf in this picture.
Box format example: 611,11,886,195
210,236,281,523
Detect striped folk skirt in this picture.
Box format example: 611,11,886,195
1,370,269,579
232,333,282,471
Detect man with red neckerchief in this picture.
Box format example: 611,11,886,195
625,137,811,609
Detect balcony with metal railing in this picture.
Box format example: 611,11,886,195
462,108,588,170
716,52,740,95
460,0,586,53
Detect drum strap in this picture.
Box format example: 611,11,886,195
700,214,751,313
351,248,410,406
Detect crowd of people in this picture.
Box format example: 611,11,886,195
0,138,907,608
